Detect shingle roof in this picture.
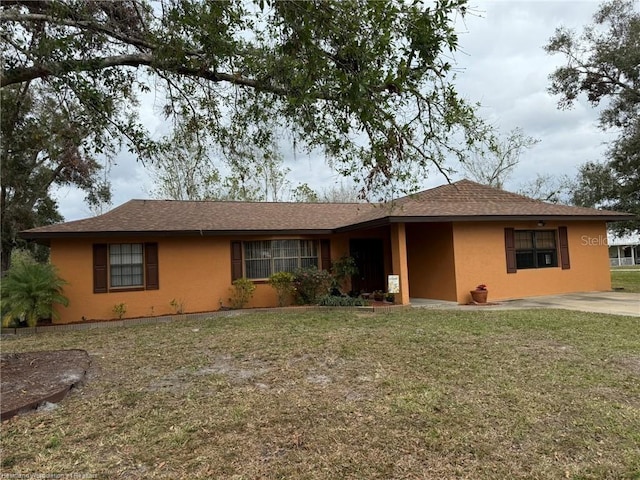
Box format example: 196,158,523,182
22,180,635,240
342,179,633,228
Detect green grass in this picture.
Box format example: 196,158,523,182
611,268,640,293
1,309,639,479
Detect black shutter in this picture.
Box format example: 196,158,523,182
145,243,159,290
231,241,243,280
558,226,570,270
320,239,331,271
93,244,108,293
505,228,517,274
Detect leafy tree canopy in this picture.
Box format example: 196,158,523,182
0,82,111,271
545,0,640,233
1,0,488,197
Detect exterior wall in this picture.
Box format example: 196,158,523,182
49,229,390,324
49,220,612,321
406,223,457,301
451,221,611,303
51,236,238,323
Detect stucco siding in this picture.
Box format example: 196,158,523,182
451,221,611,303
51,236,238,323
50,233,357,323
406,223,457,301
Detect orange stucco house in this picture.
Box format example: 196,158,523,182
22,180,634,324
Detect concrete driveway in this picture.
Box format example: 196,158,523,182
411,292,640,317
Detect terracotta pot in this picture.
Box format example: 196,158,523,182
470,289,488,303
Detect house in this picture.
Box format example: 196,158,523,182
22,180,635,324
608,232,640,267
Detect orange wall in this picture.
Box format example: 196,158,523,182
451,221,612,303
50,231,392,324
51,236,237,323
406,223,457,301
51,235,334,323
50,221,611,321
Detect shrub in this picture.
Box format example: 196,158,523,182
331,255,359,293
229,278,256,309
318,295,368,307
293,266,333,305
112,302,127,320
1,257,69,327
268,271,295,307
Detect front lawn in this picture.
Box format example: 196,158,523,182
1,309,639,479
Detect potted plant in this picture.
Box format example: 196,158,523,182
470,284,488,303
372,290,385,302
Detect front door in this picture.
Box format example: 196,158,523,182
349,239,385,294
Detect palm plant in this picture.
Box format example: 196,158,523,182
1,258,69,327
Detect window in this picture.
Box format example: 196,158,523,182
242,240,319,279
110,243,144,287
93,243,158,293
515,230,558,269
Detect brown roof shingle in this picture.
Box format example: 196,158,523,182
22,180,635,240
342,179,633,228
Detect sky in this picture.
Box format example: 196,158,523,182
53,0,616,221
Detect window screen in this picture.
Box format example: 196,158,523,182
243,240,319,279
110,243,144,287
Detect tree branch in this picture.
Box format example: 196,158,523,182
0,12,155,50
1,52,337,101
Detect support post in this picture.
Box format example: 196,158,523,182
391,223,410,305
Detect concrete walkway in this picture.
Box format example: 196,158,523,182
411,291,640,317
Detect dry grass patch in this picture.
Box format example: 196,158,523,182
1,309,639,479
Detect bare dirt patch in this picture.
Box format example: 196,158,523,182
615,355,640,376
0,349,90,421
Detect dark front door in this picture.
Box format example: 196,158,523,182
350,239,385,294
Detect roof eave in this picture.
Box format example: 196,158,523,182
386,214,636,223
20,228,336,241
333,217,391,233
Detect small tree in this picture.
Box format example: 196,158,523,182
1,254,69,327
268,271,296,307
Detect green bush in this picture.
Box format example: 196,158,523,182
1,256,69,327
229,278,256,309
330,255,359,293
318,295,368,307
268,271,295,307
293,267,333,305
